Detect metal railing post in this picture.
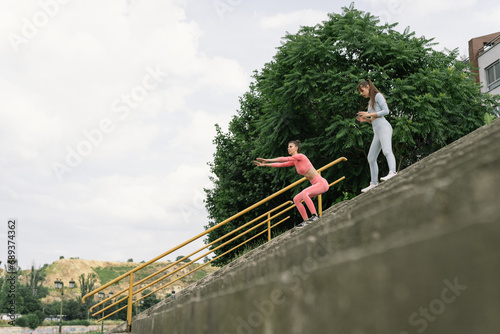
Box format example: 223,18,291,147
267,212,271,241
127,273,134,332
318,171,323,217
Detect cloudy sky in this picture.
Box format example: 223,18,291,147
1,0,499,271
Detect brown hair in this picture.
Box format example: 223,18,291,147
357,79,381,111
289,140,301,153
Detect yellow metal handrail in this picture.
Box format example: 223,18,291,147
89,201,294,318
82,157,347,332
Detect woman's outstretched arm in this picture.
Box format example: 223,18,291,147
254,157,294,168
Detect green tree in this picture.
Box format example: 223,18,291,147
139,290,161,312
14,313,40,329
78,273,97,319
78,273,97,301
16,284,43,314
175,256,192,263
43,300,61,318
204,4,499,266
64,299,88,320
0,280,46,315
28,264,48,297
25,313,40,330
0,276,12,313
34,310,45,323
14,316,28,327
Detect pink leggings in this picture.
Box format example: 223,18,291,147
293,175,329,220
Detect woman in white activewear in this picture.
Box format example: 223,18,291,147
356,79,397,193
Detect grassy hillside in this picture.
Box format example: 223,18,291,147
17,258,218,304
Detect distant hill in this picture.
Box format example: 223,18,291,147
15,258,218,304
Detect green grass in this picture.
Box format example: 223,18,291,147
191,268,208,281
93,265,137,284
92,262,212,290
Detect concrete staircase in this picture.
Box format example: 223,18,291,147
109,119,500,334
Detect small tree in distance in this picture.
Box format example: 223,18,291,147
175,256,192,263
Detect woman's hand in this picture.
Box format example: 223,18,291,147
356,115,371,123
356,111,375,122
254,158,267,166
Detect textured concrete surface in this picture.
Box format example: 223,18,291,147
109,119,500,334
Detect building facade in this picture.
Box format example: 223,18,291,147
469,32,500,115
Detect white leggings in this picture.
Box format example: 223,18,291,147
368,119,396,184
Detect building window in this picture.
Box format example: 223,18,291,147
485,60,500,90
494,105,500,117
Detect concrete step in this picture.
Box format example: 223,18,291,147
109,119,500,334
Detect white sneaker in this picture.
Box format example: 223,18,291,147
380,171,397,182
361,183,378,193
295,221,308,228
307,214,319,223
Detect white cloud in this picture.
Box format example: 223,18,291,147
407,0,476,15
173,109,228,146
0,0,246,268
72,175,169,222
259,9,328,30
470,4,500,31
197,56,249,95
365,0,477,17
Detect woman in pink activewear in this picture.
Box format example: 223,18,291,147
254,140,329,228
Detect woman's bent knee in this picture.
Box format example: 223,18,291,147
293,194,303,204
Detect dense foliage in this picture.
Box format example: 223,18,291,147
0,266,151,324
204,5,499,266
0,265,49,316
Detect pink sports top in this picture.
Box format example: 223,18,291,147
271,154,313,175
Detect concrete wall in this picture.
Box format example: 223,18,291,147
111,119,500,334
